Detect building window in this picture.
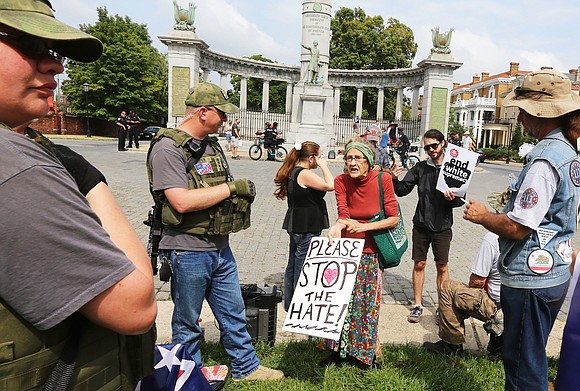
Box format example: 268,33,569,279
489,86,495,99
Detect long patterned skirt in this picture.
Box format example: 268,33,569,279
326,252,382,365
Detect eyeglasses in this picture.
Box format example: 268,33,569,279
0,31,65,64
423,142,441,152
344,155,366,162
206,106,227,120
514,87,552,98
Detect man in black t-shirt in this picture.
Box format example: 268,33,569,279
393,127,411,166
263,122,278,161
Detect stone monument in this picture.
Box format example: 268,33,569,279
417,27,462,135
159,2,207,128
289,0,335,147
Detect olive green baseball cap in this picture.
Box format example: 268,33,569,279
185,82,240,113
0,0,103,62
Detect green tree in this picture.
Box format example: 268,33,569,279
228,55,287,113
510,122,523,150
63,8,167,123
448,108,465,135
329,8,417,117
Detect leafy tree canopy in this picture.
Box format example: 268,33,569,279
63,7,167,123
228,54,287,114
329,8,417,118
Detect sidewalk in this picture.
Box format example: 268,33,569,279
154,299,565,357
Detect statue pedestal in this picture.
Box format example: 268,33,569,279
289,82,335,148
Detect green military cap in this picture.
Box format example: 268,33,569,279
185,82,240,114
0,0,103,62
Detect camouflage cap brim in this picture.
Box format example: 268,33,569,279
214,102,240,114
0,2,103,62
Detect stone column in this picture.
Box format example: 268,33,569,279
334,87,341,117
356,88,364,118
411,86,420,119
202,69,211,82
158,30,209,127
289,0,334,147
395,87,404,121
286,82,293,114
376,88,384,121
262,79,270,112
418,54,463,137
219,73,227,90
240,77,248,111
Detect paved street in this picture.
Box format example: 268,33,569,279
53,137,576,321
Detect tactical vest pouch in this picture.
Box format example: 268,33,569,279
213,204,250,235
0,300,155,391
161,201,212,235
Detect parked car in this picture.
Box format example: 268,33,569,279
476,149,487,163
140,126,160,140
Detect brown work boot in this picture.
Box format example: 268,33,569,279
422,340,463,355
233,365,285,382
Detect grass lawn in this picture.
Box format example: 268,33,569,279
201,340,559,390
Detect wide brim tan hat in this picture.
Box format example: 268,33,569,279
0,0,103,62
503,69,580,118
487,188,511,213
185,82,240,113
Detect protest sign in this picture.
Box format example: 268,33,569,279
282,237,364,340
436,145,479,197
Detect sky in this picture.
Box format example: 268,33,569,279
53,0,579,86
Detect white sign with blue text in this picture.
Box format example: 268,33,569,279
282,237,364,340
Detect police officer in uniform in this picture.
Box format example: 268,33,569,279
126,110,141,149
147,82,284,382
116,110,128,151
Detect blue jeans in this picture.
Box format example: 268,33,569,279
163,247,260,380
284,232,319,311
501,282,569,390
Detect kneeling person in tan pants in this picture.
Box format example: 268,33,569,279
423,232,503,355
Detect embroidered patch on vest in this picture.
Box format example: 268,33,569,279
519,188,538,209
570,161,580,187
195,162,214,175
527,249,554,275
556,240,573,263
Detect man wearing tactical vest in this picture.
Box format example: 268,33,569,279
147,82,285,382
0,1,157,390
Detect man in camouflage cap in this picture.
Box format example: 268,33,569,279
0,1,157,389
148,82,284,382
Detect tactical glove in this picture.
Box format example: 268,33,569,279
227,179,256,198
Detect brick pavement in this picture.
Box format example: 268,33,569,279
52,137,569,354
52,137,577,316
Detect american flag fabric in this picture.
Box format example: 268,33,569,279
195,162,214,175
135,344,212,391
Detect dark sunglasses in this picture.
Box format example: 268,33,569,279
205,106,227,119
0,31,65,64
514,87,552,98
423,142,441,152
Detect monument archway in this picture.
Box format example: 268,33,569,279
160,1,462,147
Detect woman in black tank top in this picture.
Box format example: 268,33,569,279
274,141,335,310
